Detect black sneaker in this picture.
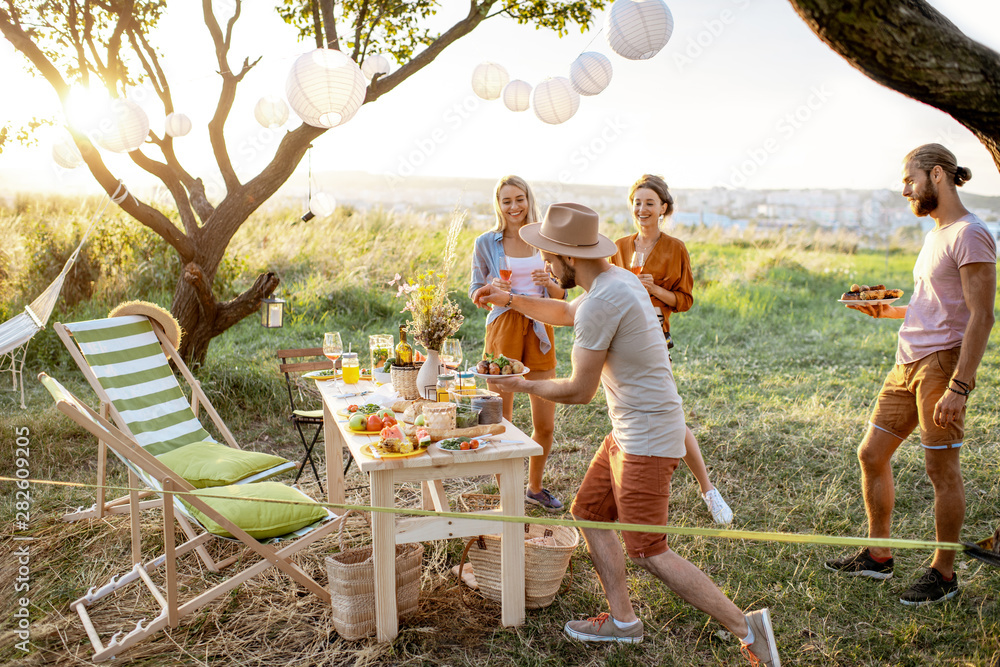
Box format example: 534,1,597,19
899,568,959,606
824,548,894,580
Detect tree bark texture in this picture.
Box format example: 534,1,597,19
788,0,1000,171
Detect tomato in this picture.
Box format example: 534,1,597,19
366,414,383,431
347,404,358,412
460,441,470,450
469,439,479,450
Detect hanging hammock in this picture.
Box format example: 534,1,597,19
1,183,127,408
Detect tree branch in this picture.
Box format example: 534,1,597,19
183,262,218,321
202,0,241,192
319,0,339,50
211,271,280,334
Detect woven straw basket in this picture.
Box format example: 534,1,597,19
391,364,420,400
460,523,578,609
325,521,423,640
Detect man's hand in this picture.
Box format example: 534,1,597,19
846,302,894,319
472,284,508,310
485,374,529,393
933,388,967,428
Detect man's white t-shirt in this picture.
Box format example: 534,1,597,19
573,266,687,458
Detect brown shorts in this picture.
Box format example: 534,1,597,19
570,432,680,559
870,347,970,449
484,310,556,372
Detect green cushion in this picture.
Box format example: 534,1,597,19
156,441,289,489
184,482,328,539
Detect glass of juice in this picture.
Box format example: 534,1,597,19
499,252,512,282
323,332,343,367
341,352,360,384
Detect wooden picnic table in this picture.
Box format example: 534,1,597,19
318,378,543,642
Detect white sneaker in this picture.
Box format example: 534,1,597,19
702,488,733,524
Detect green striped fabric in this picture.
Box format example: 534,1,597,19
65,316,215,456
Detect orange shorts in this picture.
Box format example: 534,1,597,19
483,310,556,372
570,433,680,559
870,347,970,449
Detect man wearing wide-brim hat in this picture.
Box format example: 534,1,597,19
472,202,780,665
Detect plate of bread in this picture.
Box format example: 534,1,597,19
839,283,903,305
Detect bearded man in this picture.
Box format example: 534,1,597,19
826,144,996,606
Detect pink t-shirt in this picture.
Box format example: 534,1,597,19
897,214,996,365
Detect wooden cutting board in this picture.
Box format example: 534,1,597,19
401,423,505,442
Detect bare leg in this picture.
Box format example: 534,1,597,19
858,426,906,560
526,368,556,494
681,425,714,494
924,447,964,577
634,550,749,637
577,521,638,622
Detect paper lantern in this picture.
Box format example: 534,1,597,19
361,54,391,80
94,98,149,153
301,192,336,222
164,112,192,137
285,49,367,129
52,133,83,169
254,95,289,128
570,52,613,96
605,0,674,61
532,77,580,125
502,80,532,112
471,62,509,101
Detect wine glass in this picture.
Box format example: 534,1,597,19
323,332,343,370
630,250,646,276
440,338,463,371
498,252,513,284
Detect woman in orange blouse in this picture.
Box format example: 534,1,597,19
610,174,734,524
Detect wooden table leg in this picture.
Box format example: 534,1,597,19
324,401,345,505
420,479,450,512
371,470,398,642
498,458,526,627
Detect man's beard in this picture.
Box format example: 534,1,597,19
556,263,576,290
910,178,939,217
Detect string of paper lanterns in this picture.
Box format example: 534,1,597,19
502,80,532,112
532,77,580,125
285,48,367,129
569,52,613,96
606,0,673,61
471,62,510,101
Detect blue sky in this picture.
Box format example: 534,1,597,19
2,0,998,197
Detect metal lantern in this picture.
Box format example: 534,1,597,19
532,77,580,125
605,0,674,61
260,296,285,328
301,192,336,222
164,112,192,137
570,52,613,96
52,133,83,169
285,49,367,129
471,62,509,101
361,53,391,80
502,80,532,112
94,98,150,153
254,95,289,128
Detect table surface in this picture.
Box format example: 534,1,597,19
316,379,543,472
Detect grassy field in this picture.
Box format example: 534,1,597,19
1,200,999,666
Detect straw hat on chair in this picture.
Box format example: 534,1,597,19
109,300,183,349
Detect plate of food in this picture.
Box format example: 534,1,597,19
336,403,385,419
343,409,397,435
360,425,426,459
472,353,529,379
303,369,340,381
436,437,489,453
838,283,903,306
360,443,426,460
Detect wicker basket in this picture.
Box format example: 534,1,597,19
391,364,420,400
459,523,578,609
325,520,424,640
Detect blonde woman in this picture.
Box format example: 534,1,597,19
469,175,566,511
610,174,734,524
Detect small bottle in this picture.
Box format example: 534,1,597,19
395,325,413,366
456,370,476,394
341,352,360,384
436,374,454,402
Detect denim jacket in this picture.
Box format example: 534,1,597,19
468,231,553,355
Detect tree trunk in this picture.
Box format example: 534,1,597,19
787,0,1000,172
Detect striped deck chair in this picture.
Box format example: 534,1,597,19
40,373,344,663
54,314,297,535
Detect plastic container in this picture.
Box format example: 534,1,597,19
422,403,456,430
436,374,455,402
455,405,481,429
341,352,360,384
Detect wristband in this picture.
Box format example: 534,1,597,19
949,379,972,396
948,386,970,397
504,292,514,308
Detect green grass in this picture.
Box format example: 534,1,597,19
1,201,999,665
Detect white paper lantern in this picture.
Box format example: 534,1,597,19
502,80,532,112
94,98,149,153
605,0,674,61
52,133,83,169
532,77,580,125
285,49,367,129
254,95,289,128
570,52,614,96
164,112,192,137
302,192,336,222
361,54,390,80
471,62,509,101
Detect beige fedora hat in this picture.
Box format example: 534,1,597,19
109,300,183,349
519,202,617,259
